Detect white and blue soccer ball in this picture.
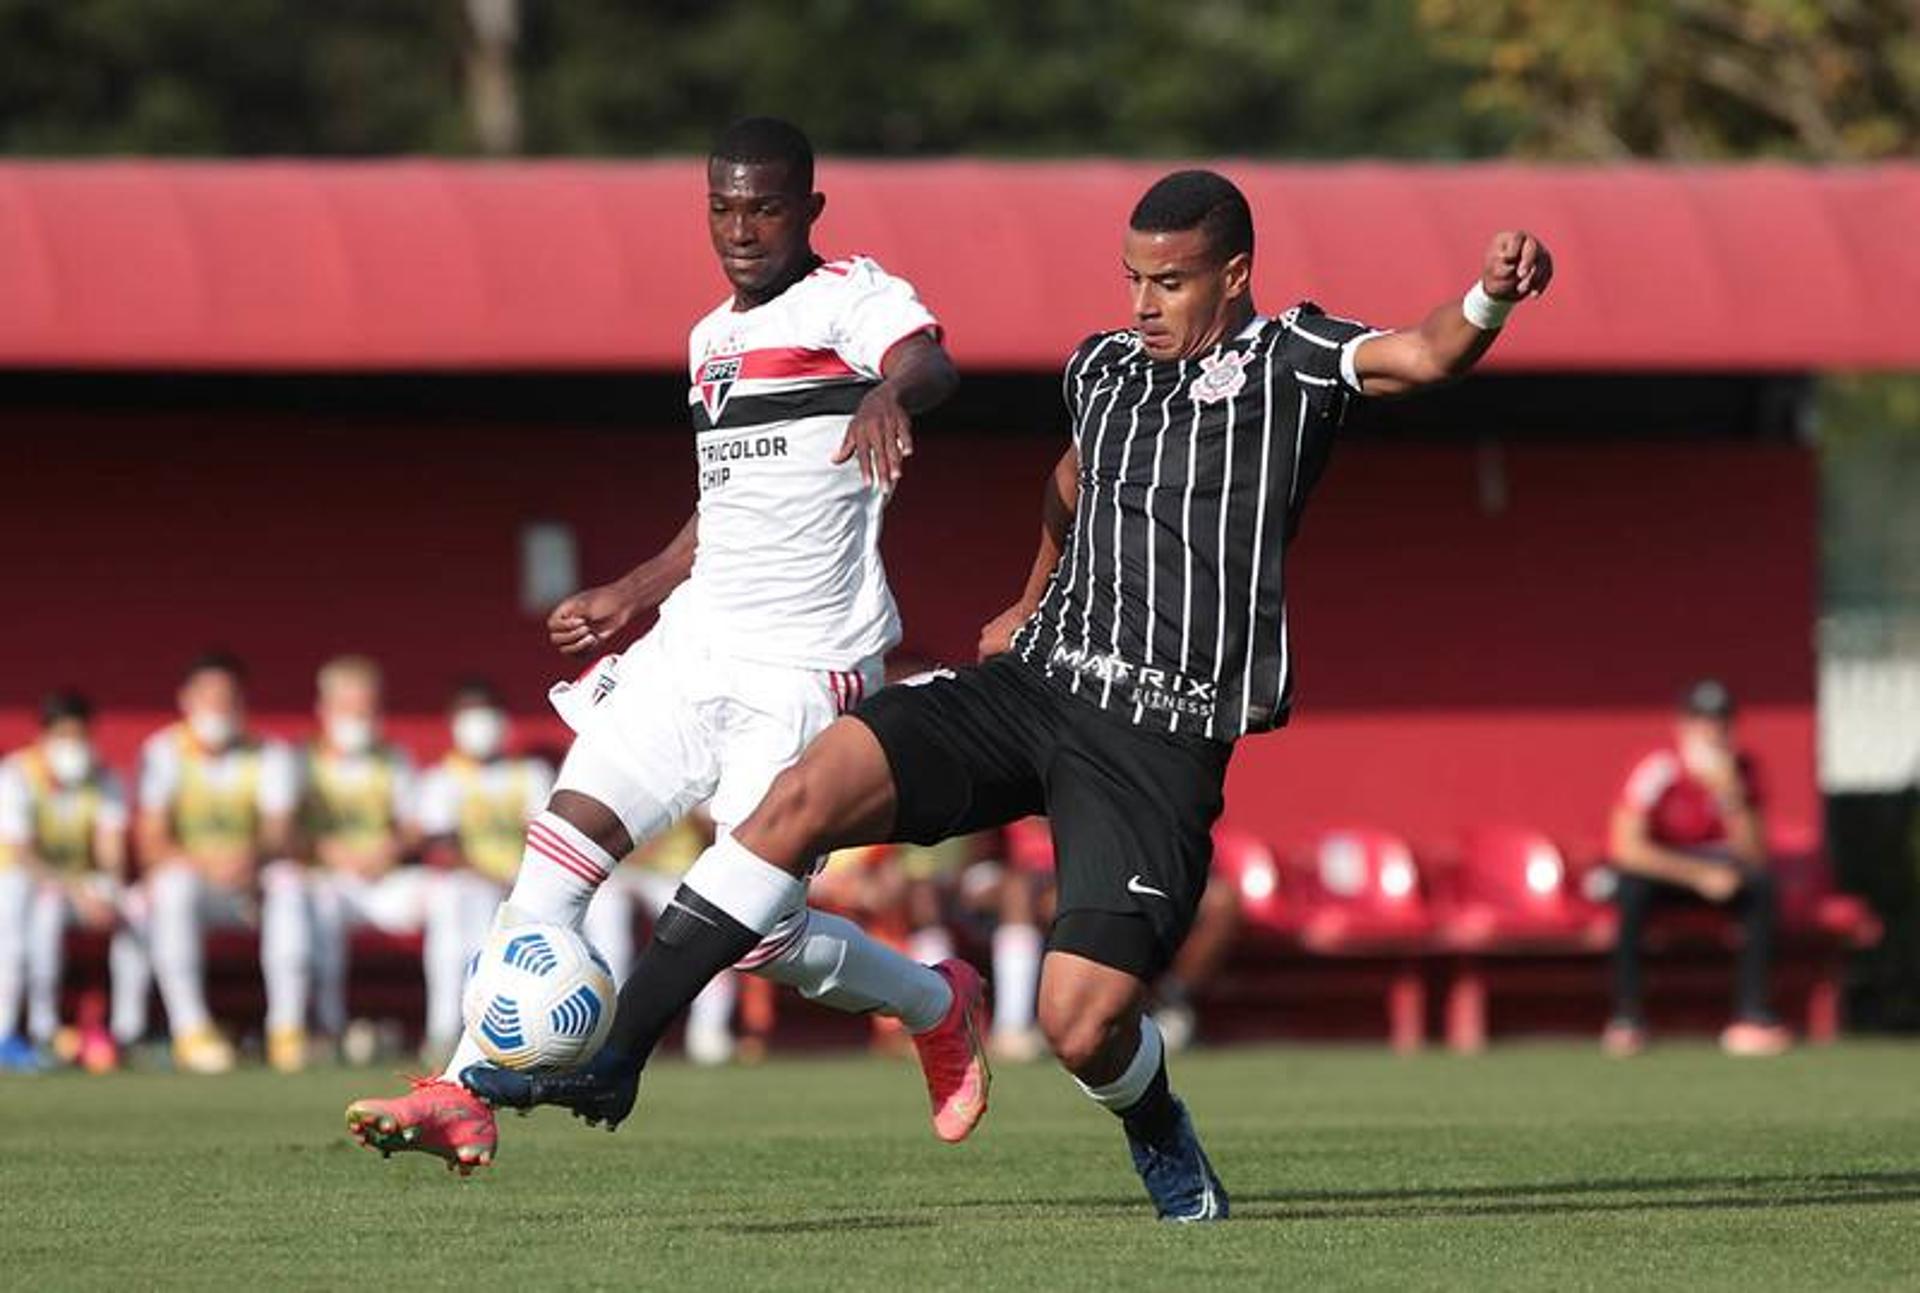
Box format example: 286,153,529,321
461,922,616,1073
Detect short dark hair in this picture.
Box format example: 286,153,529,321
182,650,246,687
40,689,93,728
710,116,815,194
451,677,503,709
1129,169,1254,263
1680,677,1736,719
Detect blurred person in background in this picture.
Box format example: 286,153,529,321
0,691,139,1072
298,655,423,1073
1605,678,1789,1058
416,680,637,1064
985,820,1051,1062
611,809,732,1065
137,653,301,1074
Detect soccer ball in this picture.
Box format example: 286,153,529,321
462,922,617,1073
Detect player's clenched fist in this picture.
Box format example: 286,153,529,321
1483,230,1552,301
548,583,638,656
835,386,913,487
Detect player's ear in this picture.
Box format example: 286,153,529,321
1221,251,1252,300
807,191,826,226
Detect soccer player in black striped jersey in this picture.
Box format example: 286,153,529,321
511,170,1553,1222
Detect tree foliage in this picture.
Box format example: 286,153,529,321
1418,0,1920,160
0,0,1504,158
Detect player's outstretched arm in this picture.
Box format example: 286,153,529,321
1350,231,1553,396
978,446,1078,659
547,514,698,656
834,332,960,487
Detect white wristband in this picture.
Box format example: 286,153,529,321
1462,281,1515,331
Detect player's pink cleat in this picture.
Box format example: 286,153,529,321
912,958,991,1143
345,1076,498,1176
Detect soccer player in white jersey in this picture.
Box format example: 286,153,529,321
294,655,433,1074
137,653,303,1075
0,691,139,1073
346,118,985,1174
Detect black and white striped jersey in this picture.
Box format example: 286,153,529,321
1010,304,1380,743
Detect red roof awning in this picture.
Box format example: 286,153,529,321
1,160,1915,372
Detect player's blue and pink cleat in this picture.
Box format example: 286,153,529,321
1126,1096,1229,1223
344,1076,498,1175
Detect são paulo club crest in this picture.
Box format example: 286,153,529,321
697,353,743,421
1188,348,1249,405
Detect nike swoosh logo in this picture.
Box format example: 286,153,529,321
1127,875,1170,900
667,901,718,928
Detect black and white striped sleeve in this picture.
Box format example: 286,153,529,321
1279,302,1385,407
1059,332,1115,433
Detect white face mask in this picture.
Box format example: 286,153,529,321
44,736,93,785
452,708,507,760
188,710,237,750
326,715,377,755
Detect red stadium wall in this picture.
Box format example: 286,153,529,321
0,412,1815,855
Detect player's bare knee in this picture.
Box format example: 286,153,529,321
1037,994,1124,1073
1050,1015,1125,1075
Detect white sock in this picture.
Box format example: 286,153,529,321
148,867,213,1036
749,908,953,1033
992,923,1042,1036
261,862,314,1035
25,885,63,1042
582,883,636,984
108,922,151,1044
1075,1015,1165,1112
440,1033,490,1081
0,866,28,1038
682,834,807,936
507,811,617,930
908,924,955,966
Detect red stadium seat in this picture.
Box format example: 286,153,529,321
1288,828,1433,947
1284,828,1435,1052
1756,825,1882,1043
1213,825,1285,934
1437,826,1615,951
1435,825,1614,1052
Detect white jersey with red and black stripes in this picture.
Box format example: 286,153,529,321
660,255,940,671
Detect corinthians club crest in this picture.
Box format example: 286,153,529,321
697,353,743,421
1188,348,1249,405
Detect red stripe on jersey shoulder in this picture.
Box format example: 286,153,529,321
736,346,860,381
811,258,855,278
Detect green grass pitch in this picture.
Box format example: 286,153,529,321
3,1042,1918,1290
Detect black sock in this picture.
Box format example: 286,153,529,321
603,886,759,1067
1116,1056,1183,1149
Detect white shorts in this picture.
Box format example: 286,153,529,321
553,617,881,843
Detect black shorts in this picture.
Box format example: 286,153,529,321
853,655,1230,980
